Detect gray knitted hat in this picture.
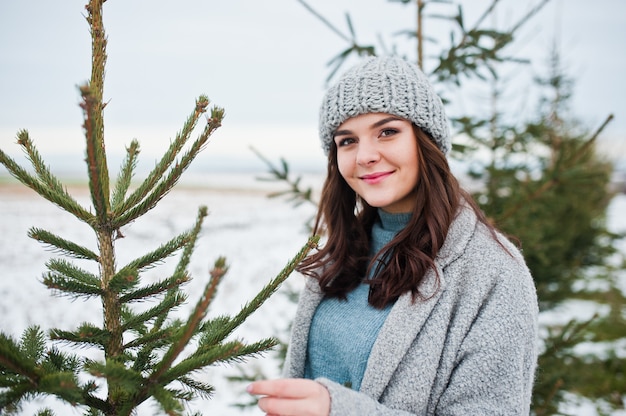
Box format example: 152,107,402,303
318,55,450,155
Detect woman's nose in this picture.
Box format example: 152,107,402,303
356,140,380,166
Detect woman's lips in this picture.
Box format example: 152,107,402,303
360,171,393,184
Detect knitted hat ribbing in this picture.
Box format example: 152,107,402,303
318,56,450,155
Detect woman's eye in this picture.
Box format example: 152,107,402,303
380,128,398,137
336,137,356,147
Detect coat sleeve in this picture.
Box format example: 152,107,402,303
316,378,418,416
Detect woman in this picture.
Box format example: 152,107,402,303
248,56,538,415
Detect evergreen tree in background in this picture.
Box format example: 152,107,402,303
0,1,317,414
257,1,625,413
460,43,625,415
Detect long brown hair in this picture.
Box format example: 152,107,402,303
297,125,492,309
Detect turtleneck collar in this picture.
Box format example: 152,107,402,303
370,209,411,258
377,209,412,233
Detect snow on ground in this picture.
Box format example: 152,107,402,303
0,174,625,415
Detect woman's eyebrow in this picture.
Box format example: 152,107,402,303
334,116,403,139
371,116,403,128
333,128,352,138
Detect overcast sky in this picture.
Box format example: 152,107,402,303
1,0,625,173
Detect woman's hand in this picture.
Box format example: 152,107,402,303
247,378,331,416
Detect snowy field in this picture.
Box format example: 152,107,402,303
0,172,625,415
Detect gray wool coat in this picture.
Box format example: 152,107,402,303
283,205,539,415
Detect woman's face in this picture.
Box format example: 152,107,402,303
333,113,419,213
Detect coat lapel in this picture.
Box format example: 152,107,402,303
284,279,324,378
359,264,445,399
359,204,477,399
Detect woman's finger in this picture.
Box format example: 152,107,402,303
248,378,330,416
248,378,319,398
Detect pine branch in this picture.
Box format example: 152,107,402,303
50,323,110,348
115,206,207,305
582,113,614,150
45,259,100,289
113,258,227,412
35,372,83,405
82,1,110,227
82,391,111,414
149,385,184,415
14,130,64,193
0,382,31,414
15,130,83,206
123,326,175,350
85,359,145,389
43,272,102,300
148,258,228,384
0,333,39,383
431,0,551,83
295,0,376,82
117,231,194,275
230,234,319,327
197,315,231,339
108,268,140,294
83,359,147,414
42,346,81,375
111,139,140,211
80,83,110,226
251,146,317,208
19,327,46,363
172,206,208,279
509,0,552,34
113,108,224,229
121,291,188,332
0,329,91,412
0,149,93,223
163,338,278,386
202,235,319,347
205,258,228,310
149,206,210,334
178,376,215,399
498,113,614,222
29,228,99,261
125,338,277,413
113,97,212,218
252,147,318,231
119,274,190,303
108,180,216,392
296,0,350,42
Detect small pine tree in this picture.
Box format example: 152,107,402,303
0,1,318,414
